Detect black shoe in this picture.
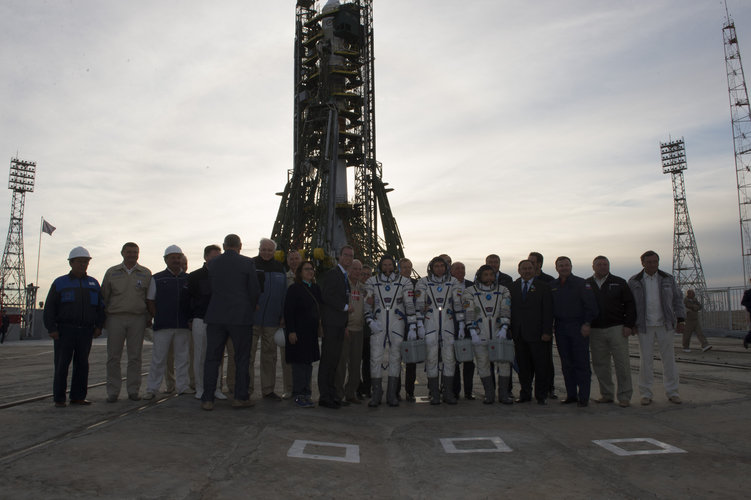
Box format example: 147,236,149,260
337,399,351,407
537,399,547,405
263,392,282,401
561,398,578,405
405,393,416,402
549,391,558,400
577,401,589,407
465,394,476,400
515,397,531,403
318,400,340,409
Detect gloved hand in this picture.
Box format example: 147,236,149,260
470,329,481,345
407,324,417,341
458,321,466,335
368,319,383,335
457,328,465,340
500,325,510,339
417,321,426,339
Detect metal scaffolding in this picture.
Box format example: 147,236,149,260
0,157,36,329
660,139,708,298
271,0,404,269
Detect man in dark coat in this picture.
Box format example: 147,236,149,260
317,245,355,409
201,234,261,410
510,259,553,405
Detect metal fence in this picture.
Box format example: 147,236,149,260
702,286,748,331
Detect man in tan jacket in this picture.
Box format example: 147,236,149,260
102,242,152,402
336,259,365,404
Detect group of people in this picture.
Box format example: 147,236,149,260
43,236,699,411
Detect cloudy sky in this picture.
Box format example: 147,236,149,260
1,0,749,297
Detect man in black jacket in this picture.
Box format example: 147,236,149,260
586,256,636,407
510,259,553,405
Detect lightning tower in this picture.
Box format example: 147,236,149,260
722,9,751,283
271,0,404,267
0,157,36,324
660,139,708,297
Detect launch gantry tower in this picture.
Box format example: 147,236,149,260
271,0,404,268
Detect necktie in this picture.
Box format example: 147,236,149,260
344,271,351,296
522,280,529,299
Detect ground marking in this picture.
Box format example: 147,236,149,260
592,438,687,456
440,436,512,454
287,440,360,463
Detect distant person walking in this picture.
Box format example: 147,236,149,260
0,310,9,343
741,279,751,349
43,247,105,407
682,289,712,353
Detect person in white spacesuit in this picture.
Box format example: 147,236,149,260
463,264,513,404
414,256,464,405
364,255,416,407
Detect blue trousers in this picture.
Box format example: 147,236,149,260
53,326,94,402
292,362,313,397
554,320,591,402
203,324,252,402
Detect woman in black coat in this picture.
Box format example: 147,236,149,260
284,260,322,408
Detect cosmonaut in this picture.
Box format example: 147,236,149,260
364,255,416,407
414,256,464,405
463,264,513,404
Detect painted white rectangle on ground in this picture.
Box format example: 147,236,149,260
287,440,360,463
440,437,512,454
592,438,687,456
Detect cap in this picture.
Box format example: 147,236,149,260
164,244,183,257
68,246,91,260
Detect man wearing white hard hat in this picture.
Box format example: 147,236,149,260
43,247,105,407
143,245,193,399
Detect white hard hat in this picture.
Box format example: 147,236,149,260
274,328,286,347
68,246,91,260
164,244,183,257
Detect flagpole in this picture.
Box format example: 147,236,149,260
35,217,42,288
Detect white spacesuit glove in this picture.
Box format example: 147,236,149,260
407,324,417,341
368,319,383,335
417,321,426,339
458,328,465,340
470,328,481,345
458,321,466,336
501,325,510,339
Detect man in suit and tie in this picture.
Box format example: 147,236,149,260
510,259,553,405
318,244,355,409
200,234,261,411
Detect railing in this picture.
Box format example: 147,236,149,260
702,286,748,330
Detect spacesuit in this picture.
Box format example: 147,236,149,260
364,256,416,407
463,264,512,404
414,257,464,405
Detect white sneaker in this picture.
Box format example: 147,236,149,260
214,390,228,400
682,349,691,353
702,345,713,352
194,392,203,400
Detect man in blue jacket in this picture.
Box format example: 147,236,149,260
550,256,598,407
251,238,288,401
44,246,105,407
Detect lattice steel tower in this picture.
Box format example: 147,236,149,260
723,10,751,283
660,139,708,296
271,0,404,267
0,157,35,319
